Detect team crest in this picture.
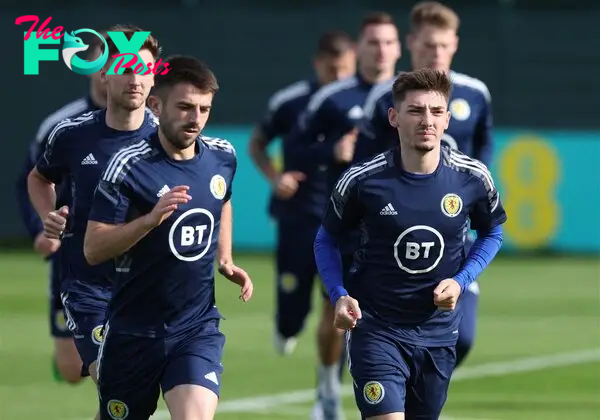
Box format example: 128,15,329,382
363,381,385,404
91,325,104,345
209,175,227,200
107,399,129,419
441,193,463,218
450,98,471,121
279,273,297,293
54,310,68,332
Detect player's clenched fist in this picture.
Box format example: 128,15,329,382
274,171,306,199
433,278,462,311
334,295,362,330
44,205,69,239
146,185,192,227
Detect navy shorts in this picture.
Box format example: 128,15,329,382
275,219,321,338
98,319,225,420
49,252,71,338
348,324,456,419
61,290,108,377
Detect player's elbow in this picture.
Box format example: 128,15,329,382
27,167,51,194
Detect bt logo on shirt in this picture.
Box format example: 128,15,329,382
16,15,171,76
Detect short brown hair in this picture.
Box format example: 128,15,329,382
316,30,354,58
154,55,218,96
392,68,452,105
411,2,460,32
360,11,397,34
102,24,160,59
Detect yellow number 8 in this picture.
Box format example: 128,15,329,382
498,136,561,248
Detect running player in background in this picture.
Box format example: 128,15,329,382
354,1,494,367
27,24,159,420
85,56,252,420
248,30,355,356
287,12,400,420
315,68,506,420
14,30,107,384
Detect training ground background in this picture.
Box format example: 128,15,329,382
1,252,598,419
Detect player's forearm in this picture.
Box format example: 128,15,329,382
454,225,503,292
217,201,233,264
314,225,348,305
27,168,56,223
84,216,155,265
248,127,278,183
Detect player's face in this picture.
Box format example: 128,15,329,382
155,83,213,150
407,25,458,73
357,24,400,75
313,51,356,85
388,89,450,152
102,48,155,111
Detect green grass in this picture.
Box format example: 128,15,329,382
0,252,599,419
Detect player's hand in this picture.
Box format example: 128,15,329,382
333,127,359,163
218,262,253,302
145,186,191,228
44,205,69,239
33,232,61,257
334,295,362,330
274,171,306,199
433,279,462,311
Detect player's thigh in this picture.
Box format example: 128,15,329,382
61,294,106,379
404,346,456,420
97,325,163,420
162,320,225,399
348,326,408,417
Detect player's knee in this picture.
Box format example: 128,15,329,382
165,384,218,420
88,360,99,384
54,339,84,384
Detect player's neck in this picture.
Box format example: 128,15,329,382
400,147,440,175
358,65,395,85
158,129,197,161
105,104,146,132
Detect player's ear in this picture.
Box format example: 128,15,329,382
444,110,450,130
147,94,161,116
99,68,108,84
387,107,398,128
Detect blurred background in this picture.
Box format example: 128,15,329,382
1,1,599,419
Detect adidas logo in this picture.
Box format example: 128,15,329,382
157,185,170,197
380,203,397,215
204,371,219,385
81,153,98,165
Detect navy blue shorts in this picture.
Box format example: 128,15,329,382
61,290,108,377
275,219,321,338
49,252,71,338
348,324,456,419
98,319,225,420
